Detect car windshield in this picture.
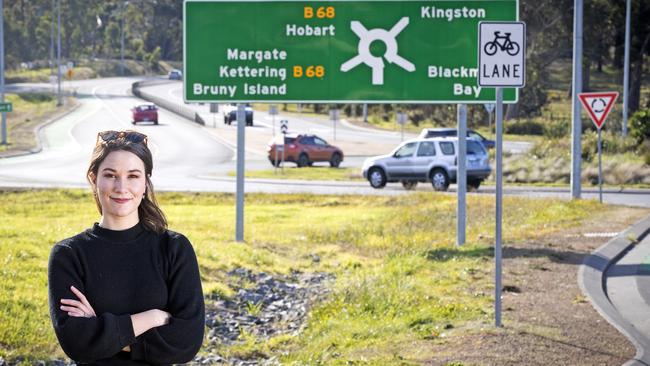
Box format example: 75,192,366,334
394,142,417,158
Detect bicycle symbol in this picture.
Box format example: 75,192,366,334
484,31,520,56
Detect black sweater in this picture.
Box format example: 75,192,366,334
48,223,205,365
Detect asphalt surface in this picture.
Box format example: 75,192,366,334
2,77,649,207
580,215,650,365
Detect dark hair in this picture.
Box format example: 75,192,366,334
86,136,167,234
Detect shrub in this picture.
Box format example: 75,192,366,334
505,119,544,135
544,119,570,138
629,109,650,146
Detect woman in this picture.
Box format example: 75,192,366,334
48,130,205,365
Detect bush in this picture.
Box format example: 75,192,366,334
581,130,637,162
505,119,544,135
629,109,650,146
544,119,570,139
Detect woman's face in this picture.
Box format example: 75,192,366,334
92,150,147,228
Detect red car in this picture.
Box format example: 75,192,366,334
267,133,344,168
131,104,158,125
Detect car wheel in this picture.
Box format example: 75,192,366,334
368,168,386,189
401,180,418,190
430,169,450,191
270,159,281,167
154,120,158,125
297,153,310,168
329,153,342,168
468,179,481,191
132,121,136,125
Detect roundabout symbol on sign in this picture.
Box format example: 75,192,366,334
340,17,415,85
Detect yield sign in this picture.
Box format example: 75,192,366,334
578,92,619,129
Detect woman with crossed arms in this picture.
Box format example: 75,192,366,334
48,130,204,365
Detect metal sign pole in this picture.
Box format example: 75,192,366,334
598,128,602,203
495,87,503,327
457,103,467,246
235,104,246,242
0,0,6,145
570,0,583,199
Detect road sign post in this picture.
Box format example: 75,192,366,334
484,103,495,133
578,91,619,203
329,109,339,141
396,112,407,141
269,104,278,136
235,104,246,242
280,119,288,172
478,20,526,328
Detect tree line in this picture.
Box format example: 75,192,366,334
3,0,649,118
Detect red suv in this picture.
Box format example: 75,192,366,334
267,133,344,168
131,104,158,125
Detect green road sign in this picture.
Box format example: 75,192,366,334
184,0,518,103
0,102,12,113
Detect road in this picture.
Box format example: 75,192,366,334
1,77,648,207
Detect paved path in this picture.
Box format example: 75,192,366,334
581,216,650,366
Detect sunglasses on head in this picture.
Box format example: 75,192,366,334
97,130,148,145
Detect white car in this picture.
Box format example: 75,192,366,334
361,137,491,191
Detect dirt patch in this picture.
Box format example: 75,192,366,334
425,206,649,366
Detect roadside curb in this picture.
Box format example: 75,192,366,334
0,98,81,159
578,214,650,366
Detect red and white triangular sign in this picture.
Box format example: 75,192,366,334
578,92,619,129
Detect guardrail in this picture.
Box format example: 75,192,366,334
131,79,205,126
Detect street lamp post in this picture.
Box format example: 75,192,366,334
56,0,62,106
120,1,129,76
1,0,7,145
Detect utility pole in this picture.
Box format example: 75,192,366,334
56,0,62,106
622,0,631,137
50,0,55,77
570,0,583,199
120,2,129,76
1,0,6,145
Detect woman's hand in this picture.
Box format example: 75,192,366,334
60,285,96,318
130,309,171,339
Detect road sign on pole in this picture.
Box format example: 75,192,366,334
578,91,618,204
578,92,619,130
478,22,526,87
280,119,288,135
184,0,519,103
0,102,12,113
478,20,526,328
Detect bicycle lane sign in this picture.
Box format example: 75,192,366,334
478,21,525,87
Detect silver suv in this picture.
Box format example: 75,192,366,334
361,137,491,191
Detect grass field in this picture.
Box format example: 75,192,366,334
0,189,606,364
0,94,76,154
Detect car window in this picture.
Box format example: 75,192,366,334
416,141,436,157
300,136,314,145
467,140,486,155
394,142,417,158
284,137,296,144
439,141,455,155
314,137,328,146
